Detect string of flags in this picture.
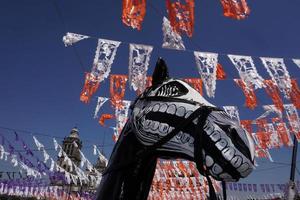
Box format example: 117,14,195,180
121,0,250,36
62,32,300,112
0,182,93,200
0,131,107,189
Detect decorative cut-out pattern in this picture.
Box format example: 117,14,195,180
194,52,218,97
110,75,128,109
128,44,153,94
228,55,264,90
94,97,109,118
162,17,185,50
91,39,121,83
260,57,292,99
220,0,250,20
284,104,300,141
62,32,89,47
122,0,146,30
166,0,195,37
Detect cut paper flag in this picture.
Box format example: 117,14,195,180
272,119,293,147
80,39,120,103
220,0,250,20
93,145,108,166
33,136,44,151
166,0,195,37
162,17,185,50
194,51,218,98
234,79,257,109
292,59,300,69
114,100,131,142
284,104,300,141
94,97,109,119
183,78,203,95
228,55,264,90
122,0,146,30
228,55,264,109
128,43,153,94
257,104,282,120
110,75,128,109
260,57,292,99
289,79,300,109
62,32,89,47
223,106,240,123
91,39,121,83
264,80,284,112
265,123,281,149
99,114,114,127
216,63,226,80
80,73,100,104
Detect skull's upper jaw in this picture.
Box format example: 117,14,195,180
147,79,215,107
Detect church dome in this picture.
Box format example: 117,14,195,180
69,127,79,138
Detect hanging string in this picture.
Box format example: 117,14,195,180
0,125,113,146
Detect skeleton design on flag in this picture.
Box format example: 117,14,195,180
166,0,195,37
284,104,300,141
194,52,218,98
62,32,89,47
94,97,109,119
96,58,255,200
220,0,250,20
292,59,300,69
92,39,121,83
260,57,292,99
122,0,146,30
162,17,185,50
128,44,153,94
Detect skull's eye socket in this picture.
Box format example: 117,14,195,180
155,81,188,97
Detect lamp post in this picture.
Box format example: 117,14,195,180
287,135,298,200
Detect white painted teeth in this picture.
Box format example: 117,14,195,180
151,121,159,130
149,103,194,119
212,163,223,175
185,111,193,118
144,120,151,128
176,106,186,117
159,123,169,135
152,104,160,112
222,147,235,161
166,104,176,114
205,155,214,167
159,104,168,112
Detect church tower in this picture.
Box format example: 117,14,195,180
57,127,82,171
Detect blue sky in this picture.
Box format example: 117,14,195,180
0,0,299,195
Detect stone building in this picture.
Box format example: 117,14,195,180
57,127,82,170
52,127,106,193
